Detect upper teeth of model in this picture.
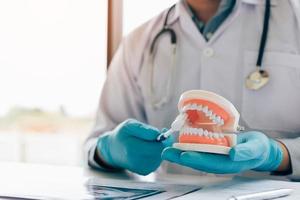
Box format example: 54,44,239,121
181,103,225,126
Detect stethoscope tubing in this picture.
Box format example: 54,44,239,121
149,0,271,109
256,0,271,69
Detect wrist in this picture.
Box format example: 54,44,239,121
275,141,291,172
96,133,121,169
94,146,121,170
255,139,284,172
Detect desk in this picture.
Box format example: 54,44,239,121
0,162,299,199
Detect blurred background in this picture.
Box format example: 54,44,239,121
0,0,177,166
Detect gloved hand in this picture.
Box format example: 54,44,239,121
162,131,284,174
97,119,174,175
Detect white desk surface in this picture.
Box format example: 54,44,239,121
0,162,299,199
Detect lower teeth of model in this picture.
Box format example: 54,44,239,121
182,128,224,138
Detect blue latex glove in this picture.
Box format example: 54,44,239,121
97,119,173,175
162,131,284,174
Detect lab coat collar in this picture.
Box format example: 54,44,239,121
241,0,278,6
168,0,278,26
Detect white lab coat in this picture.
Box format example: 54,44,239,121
85,0,300,180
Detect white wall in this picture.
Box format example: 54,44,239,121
123,0,178,35
0,0,107,117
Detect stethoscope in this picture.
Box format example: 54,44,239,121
149,0,271,109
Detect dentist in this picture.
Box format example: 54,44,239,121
85,0,300,179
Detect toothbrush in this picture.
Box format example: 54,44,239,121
156,113,187,142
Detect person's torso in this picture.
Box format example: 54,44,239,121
125,0,300,175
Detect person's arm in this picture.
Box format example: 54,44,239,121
162,131,296,177
276,138,300,180
278,0,300,181
84,34,147,170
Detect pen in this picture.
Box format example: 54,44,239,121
228,188,293,200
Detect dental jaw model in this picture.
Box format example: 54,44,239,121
157,90,241,155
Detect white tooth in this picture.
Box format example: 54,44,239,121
196,128,201,135
213,133,220,139
198,128,204,135
219,133,225,138
210,113,216,120
204,130,209,137
183,126,188,133
206,109,213,117
216,119,224,127
197,104,203,111
192,104,199,110
193,128,197,134
216,116,221,123
198,131,203,136
195,105,201,111
202,106,208,113
197,128,203,136
186,127,190,132
191,128,196,134
220,119,224,126
212,119,218,124
183,127,188,133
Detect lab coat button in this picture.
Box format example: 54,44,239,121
206,32,213,40
203,48,214,57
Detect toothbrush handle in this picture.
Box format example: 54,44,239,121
156,129,173,142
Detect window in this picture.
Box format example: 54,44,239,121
0,0,107,166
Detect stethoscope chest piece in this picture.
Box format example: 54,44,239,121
246,68,270,90
245,0,271,91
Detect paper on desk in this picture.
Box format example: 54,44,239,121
0,175,201,200
86,178,201,200
174,177,300,200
